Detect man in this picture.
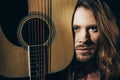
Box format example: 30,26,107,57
68,0,120,80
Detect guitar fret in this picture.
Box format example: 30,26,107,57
30,59,46,64
29,46,46,50
30,50,46,52
29,45,48,80
30,53,45,56
31,75,45,80
30,62,45,65
30,65,46,69
30,52,46,56
30,64,46,67
30,57,45,61
31,71,45,76
30,70,45,73
30,63,45,65
30,54,46,59
31,67,45,72
31,74,45,77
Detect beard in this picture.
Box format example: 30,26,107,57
76,52,96,62
75,41,99,62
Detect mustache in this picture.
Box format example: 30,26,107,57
75,44,95,50
75,41,95,49
75,44,92,48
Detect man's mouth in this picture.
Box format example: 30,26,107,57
75,46,94,54
75,46,93,50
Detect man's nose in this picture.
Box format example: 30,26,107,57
78,30,89,43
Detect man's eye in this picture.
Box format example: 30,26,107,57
88,26,98,32
73,26,80,32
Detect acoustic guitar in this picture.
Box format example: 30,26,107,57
0,0,77,79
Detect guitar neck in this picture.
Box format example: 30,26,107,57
28,45,48,80
28,0,51,14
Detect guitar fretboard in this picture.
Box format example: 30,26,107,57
29,45,48,80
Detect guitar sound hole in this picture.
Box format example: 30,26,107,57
22,18,49,45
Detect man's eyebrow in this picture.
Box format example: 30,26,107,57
72,25,79,28
86,24,97,28
72,24,97,28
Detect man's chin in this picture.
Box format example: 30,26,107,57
77,58,90,62
76,54,95,62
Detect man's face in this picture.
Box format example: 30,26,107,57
73,7,99,62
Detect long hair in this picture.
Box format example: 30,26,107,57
69,0,120,79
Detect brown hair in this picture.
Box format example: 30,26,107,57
69,0,120,79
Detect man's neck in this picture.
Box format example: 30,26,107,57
75,58,101,80
76,58,98,73
79,71,101,80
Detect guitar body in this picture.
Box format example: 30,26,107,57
0,0,77,79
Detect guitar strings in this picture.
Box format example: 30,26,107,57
44,0,46,79
29,0,34,79
37,0,40,79
49,0,52,74
29,0,52,79
36,0,42,79
40,0,44,79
